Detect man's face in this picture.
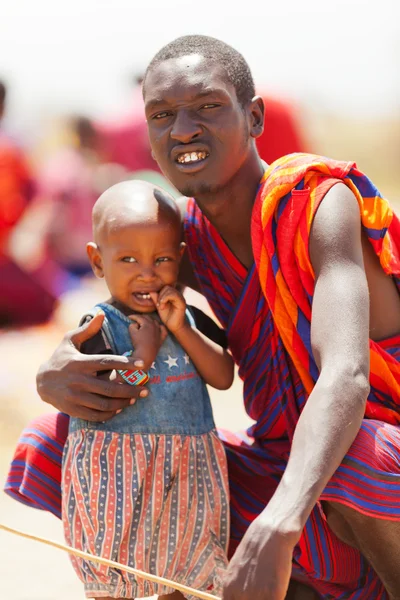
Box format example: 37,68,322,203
144,55,252,198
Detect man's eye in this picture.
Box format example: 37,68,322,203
153,111,171,120
201,104,220,110
121,257,136,263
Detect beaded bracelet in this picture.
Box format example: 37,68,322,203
117,351,149,386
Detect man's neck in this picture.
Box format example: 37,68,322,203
194,155,266,268
197,155,264,224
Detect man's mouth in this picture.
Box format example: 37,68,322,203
176,151,209,164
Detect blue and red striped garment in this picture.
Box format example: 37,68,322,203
5,153,400,598
184,154,400,598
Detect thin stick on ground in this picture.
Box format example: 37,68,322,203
0,522,220,600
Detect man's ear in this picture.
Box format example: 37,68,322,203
86,242,104,278
249,95,264,140
179,241,186,259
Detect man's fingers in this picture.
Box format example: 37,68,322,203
69,311,105,350
76,353,147,375
221,584,235,600
67,405,119,422
68,388,130,411
78,375,148,401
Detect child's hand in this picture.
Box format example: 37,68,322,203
128,314,167,369
150,287,187,334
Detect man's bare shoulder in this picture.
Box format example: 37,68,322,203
310,182,361,275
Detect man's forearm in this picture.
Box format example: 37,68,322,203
265,367,369,537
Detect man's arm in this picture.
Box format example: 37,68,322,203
223,183,370,600
265,182,370,532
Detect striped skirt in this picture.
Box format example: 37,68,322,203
62,429,229,598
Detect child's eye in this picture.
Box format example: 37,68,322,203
156,257,171,264
121,257,137,263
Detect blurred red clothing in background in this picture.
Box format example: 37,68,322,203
256,96,307,164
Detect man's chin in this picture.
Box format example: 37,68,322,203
177,179,222,199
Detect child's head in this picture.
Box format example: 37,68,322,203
87,180,184,314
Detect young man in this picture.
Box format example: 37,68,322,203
6,36,400,599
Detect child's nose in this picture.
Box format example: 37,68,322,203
138,266,156,281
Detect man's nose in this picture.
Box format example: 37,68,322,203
170,110,202,144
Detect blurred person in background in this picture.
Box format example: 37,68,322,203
10,115,128,299
97,72,159,174
0,79,56,327
0,80,35,253
36,116,124,282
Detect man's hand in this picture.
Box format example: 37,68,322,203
36,312,148,421
222,512,297,600
150,286,187,334
129,314,167,369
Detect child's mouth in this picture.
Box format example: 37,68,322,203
132,292,156,305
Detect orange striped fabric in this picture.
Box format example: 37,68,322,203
252,153,400,423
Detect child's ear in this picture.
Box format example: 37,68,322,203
179,241,186,259
86,242,104,278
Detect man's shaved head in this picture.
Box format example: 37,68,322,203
92,180,181,244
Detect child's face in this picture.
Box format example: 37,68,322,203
88,220,184,314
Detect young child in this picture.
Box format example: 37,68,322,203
62,180,234,600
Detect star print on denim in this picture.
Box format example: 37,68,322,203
69,302,216,436
164,355,178,369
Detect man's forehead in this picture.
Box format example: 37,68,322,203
144,54,233,106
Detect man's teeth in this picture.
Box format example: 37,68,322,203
177,151,208,164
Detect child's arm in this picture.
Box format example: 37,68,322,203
128,314,167,371
80,313,165,385
150,287,234,390
174,323,234,390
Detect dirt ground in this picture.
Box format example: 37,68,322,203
0,284,251,600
